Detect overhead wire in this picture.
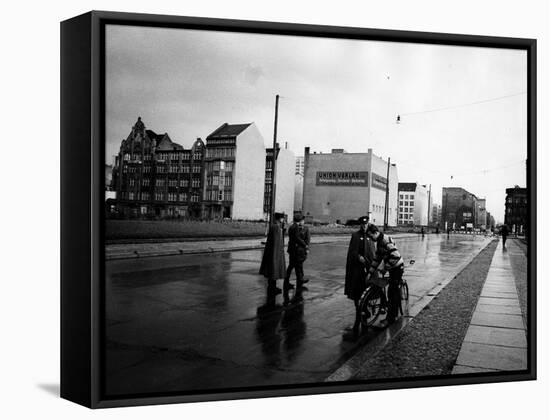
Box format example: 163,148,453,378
399,91,526,118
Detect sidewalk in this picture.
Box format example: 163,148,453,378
452,240,527,373
105,232,418,260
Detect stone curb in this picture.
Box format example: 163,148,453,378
105,233,420,261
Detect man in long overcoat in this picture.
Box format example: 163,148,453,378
344,215,376,337
260,212,286,294
284,214,311,290
500,224,509,248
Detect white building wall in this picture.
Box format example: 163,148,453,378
274,147,295,218
294,173,303,212
303,152,371,224
369,152,399,227
232,123,266,220
413,185,429,226
302,148,398,226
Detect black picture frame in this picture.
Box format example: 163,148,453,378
61,10,537,409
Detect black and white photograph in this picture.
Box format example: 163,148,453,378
102,19,532,399
8,0,550,417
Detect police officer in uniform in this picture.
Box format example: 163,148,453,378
344,215,376,338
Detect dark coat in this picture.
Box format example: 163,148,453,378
344,229,376,300
259,221,286,280
287,223,311,263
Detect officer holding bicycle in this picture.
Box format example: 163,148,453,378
365,224,404,327
344,215,376,338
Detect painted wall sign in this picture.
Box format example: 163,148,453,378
316,171,369,186
371,173,388,191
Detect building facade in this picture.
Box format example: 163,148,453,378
112,117,205,218
397,183,429,226
302,148,398,226
111,118,299,221
441,187,484,230
203,122,266,220
431,203,442,228
505,186,527,234
295,156,305,176
475,198,488,230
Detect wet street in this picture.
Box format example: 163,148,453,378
105,234,491,396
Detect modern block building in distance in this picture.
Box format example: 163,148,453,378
505,186,527,234
294,156,304,214
397,182,429,226
302,147,398,226
475,198,488,230
441,187,488,230
431,203,442,228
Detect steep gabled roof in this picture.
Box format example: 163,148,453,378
207,123,252,139
156,133,184,150
146,129,164,142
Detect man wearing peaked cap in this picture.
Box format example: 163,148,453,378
284,213,311,290
344,215,376,339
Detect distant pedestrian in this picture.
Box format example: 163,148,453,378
344,215,376,338
260,212,287,295
421,227,425,238
284,214,311,290
501,224,509,248
366,224,405,328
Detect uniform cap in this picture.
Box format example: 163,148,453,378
358,215,369,224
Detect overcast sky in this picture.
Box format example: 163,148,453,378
106,24,527,223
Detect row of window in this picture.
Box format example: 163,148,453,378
204,189,233,202
399,207,414,213
399,201,414,207
120,191,201,202
127,178,201,188
506,197,527,204
123,152,203,162
206,174,232,187
204,161,234,172
399,193,415,200
372,204,392,214
206,148,235,158
207,138,236,145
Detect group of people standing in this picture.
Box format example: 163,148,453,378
259,213,404,340
259,212,311,295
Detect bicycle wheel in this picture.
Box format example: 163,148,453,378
400,281,409,301
359,287,383,327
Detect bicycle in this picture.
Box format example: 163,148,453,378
359,260,414,328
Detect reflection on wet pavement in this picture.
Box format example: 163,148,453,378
105,234,491,395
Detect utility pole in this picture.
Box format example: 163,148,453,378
384,157,391,230
427,184,432,229
269,94,279,226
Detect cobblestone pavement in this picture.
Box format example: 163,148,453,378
353,240,498,380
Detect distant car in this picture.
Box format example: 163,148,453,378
345,219,361,226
